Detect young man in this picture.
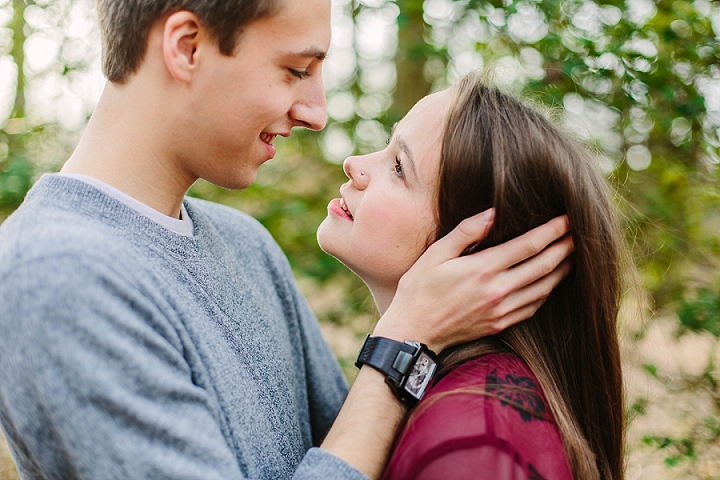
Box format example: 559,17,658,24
0,1,573,479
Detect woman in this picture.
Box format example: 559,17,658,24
317,73,626,480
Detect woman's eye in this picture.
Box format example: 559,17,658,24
289,68,311,79
394,158,404,177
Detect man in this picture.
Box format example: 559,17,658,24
0,1,573,479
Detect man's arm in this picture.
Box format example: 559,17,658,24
0,255,248,480
321,213,573,479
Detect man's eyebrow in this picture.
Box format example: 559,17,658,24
288,48,327,61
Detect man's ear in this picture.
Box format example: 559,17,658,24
162,11,203,83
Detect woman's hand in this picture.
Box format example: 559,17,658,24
374,210,574,353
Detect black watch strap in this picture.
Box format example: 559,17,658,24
354,335,418,383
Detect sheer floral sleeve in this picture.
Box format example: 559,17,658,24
382,354,572,480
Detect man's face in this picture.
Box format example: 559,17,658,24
179,0,331,189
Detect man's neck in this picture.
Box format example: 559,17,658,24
61,81,195,218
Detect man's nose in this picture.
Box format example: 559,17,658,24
289,77,327,131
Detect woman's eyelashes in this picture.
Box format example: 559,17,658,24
384,138,404,179
393,157,404,178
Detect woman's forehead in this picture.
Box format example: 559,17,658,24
394,90,450,187
395,91,449,139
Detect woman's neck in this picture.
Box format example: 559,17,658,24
367,284,397,316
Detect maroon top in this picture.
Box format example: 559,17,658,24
382,353,572,480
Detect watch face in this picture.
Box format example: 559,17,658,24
404,353,437,399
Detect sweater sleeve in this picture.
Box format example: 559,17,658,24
222,205,350,449
286,274,349,446
0,253,365,480
0,253,248,480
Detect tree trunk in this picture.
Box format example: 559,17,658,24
9,0,26,120
389,0,431,124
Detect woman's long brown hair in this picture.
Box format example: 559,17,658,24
433,74,626,480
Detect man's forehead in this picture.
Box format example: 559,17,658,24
239,0,331,58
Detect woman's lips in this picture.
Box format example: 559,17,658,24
328,198,353,221
339,197,353,219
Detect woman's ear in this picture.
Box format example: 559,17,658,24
162,11,202,83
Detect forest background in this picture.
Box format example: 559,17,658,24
0,0,719,478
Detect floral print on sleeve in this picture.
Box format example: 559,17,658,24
486,368,550,423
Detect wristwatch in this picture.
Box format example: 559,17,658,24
355,335,438,405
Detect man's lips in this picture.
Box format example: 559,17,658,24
259,132,289,160
260,133,277,145
260,131,291,144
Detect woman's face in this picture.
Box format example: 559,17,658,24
317,90,450,294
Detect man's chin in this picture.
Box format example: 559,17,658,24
204,170,259,191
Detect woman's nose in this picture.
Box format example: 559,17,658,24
343,156,369,190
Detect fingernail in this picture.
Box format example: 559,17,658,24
481,208,495,222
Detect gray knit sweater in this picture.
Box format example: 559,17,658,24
0,175,365,480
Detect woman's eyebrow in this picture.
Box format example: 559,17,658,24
389,124,418,179
396,136,418,180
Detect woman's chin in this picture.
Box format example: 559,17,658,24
316,218,337,256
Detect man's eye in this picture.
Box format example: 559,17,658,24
394,158,404,177
289,69,310,79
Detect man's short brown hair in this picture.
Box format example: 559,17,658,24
96,0,280,83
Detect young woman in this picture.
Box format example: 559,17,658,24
317,73,627,480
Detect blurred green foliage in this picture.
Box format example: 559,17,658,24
639,352,720,473
0,139,33,210
679,276,720,337
0,0,28,216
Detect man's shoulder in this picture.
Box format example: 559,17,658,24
0,190,141,278
0,196,99,243
186,197,285,259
